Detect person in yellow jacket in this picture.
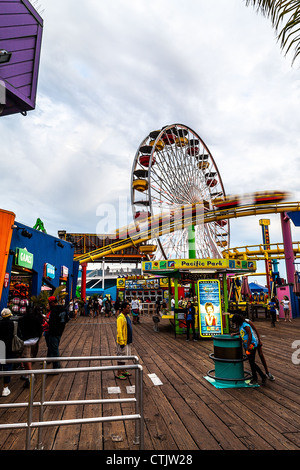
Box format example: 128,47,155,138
116,301,133,380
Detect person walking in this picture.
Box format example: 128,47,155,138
231,314,266,385
68,300,74,319
116,301,133,380
268,297,277,327
74,300,79,320
93,296,99,318
0,309,18,396
114,297,120,317
98,295,103,315
274,296,280,322
104,296,112,317
18,306,43,388
184,301,197,341
47,296,69,370
131,296,140,324
281,296,291,322
152,311,161,332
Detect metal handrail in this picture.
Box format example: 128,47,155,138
0,356,144,450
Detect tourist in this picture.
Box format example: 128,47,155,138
93,296,99,318
68,300,74,319
152,310,161,332
231,314,266,385
0,309,17,396
74,299,79,320
161,300,168,315
268,297,277,327
104,296,112,317
18,306,43,388
274,296,280,322
244,317,275,381
114,297,120,316
47,296,68,370
184,301,197,341
98,295,103,315
281,296,291,322
131,296,140,324
116,301,133,380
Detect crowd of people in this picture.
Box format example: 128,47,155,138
0,290,291,395
0,295,69,397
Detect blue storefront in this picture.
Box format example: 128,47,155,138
0,221,79,312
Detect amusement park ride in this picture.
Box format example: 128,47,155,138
61,124,300,321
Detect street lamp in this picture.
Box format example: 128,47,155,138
0,50,12,64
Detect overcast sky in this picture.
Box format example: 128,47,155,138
1,0,300,280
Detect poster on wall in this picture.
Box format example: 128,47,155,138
197,279,223,338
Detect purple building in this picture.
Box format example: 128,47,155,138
0,0,43,117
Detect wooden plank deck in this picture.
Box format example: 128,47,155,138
0,313,299,451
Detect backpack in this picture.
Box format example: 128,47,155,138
12,322,24,354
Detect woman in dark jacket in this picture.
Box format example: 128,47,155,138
18,306,44,388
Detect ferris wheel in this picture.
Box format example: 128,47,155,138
130,124,230,260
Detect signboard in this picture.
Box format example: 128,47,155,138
44,263,55,280
61,266,69,278
117,277,168,289
143,259,256,272
197,279,223,337
15,248,34,270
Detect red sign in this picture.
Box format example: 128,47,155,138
4,273,9,288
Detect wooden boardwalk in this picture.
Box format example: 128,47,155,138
0,313,299,451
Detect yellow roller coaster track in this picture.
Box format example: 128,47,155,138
222,242,300,261
74,201,300,264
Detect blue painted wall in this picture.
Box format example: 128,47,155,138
0,221,79,310
86,284,117,300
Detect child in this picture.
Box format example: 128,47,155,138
231,314,266,385
244,317,275,381
153,312,160,332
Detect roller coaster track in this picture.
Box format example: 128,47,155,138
74,201,300,264
222,242,300,261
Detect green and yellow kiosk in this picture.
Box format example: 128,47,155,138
142,258,257,337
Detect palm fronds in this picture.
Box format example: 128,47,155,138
245,0,300,64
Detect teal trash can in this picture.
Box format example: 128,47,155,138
207,334,251,385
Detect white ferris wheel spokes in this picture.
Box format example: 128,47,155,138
131,124,229,260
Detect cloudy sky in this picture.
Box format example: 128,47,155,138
1,0,300,280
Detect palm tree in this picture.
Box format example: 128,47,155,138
245,0,300,65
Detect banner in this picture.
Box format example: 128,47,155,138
197,279,223,337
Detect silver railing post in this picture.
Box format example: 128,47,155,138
0,356,144,450
37,360,47,450
25,373,35,450
139,365,144,449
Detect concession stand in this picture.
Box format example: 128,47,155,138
142,258,257,337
